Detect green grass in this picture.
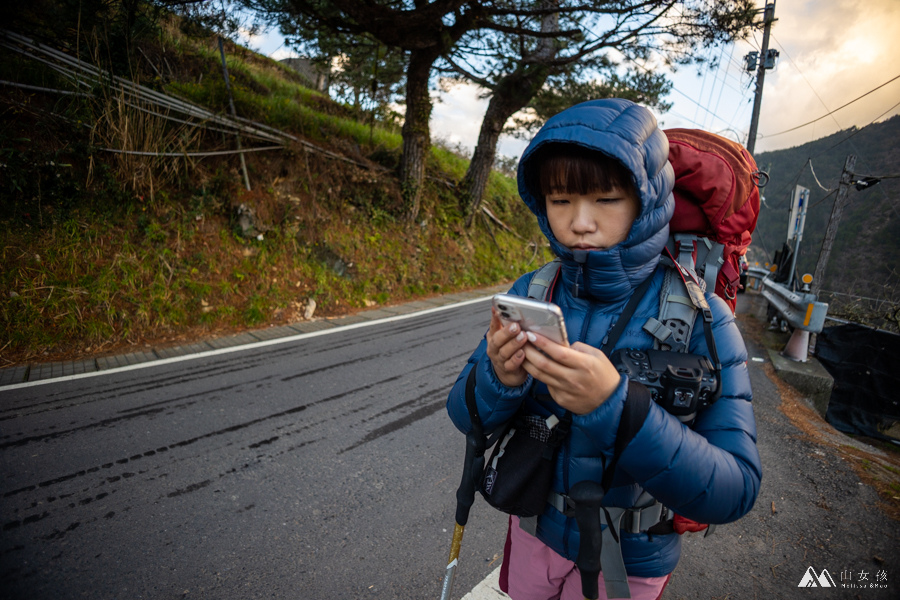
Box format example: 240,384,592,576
0,17,545,366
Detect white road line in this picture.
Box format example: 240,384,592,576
1,295,493,391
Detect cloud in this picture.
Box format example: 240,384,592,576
749,0,900,151
430,81,528,160
430,83,486,154
236,26,264,51
650,0,900,153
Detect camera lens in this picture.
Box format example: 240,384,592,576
497,304,507,311
501,312,510,319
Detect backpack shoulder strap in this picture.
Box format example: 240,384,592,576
527,258,562,301
643,238,702,352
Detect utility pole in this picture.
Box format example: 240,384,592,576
746,2,777,155
811,155,856,296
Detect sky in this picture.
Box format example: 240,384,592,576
243,0,900,161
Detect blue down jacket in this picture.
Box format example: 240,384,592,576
446,99,761,577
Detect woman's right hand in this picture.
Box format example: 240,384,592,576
486,308,530,388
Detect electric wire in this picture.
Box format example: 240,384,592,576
761,72,900,138
693,56,711,126
570,16,752,138
760,33,896,231
807,188,837,211
751,217,773,264
814,98,900,158
711,44,736,127
769,34,841,132
807,160,833,192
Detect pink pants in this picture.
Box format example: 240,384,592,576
503,516,671,600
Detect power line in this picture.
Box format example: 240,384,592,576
762,72,900,138
710,44,737,125
807,188,837,211
766,33,899,218
815,97,900,157
693,55,712,126
572,17,753,138
769,34,840,132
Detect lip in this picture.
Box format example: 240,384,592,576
571,245,603,251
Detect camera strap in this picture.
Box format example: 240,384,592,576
600,271,657,355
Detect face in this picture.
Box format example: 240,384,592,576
545,187,640,251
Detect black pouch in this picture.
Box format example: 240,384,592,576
479,410,571,517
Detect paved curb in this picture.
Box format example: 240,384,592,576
461,567,508,600
0,284,511,388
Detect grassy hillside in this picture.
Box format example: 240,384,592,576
0,13,547,367
749,115,900,330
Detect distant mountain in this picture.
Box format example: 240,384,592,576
750,114,900,305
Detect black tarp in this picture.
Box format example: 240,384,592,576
815,323,900,441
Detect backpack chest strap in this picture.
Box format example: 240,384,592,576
544,491,671,533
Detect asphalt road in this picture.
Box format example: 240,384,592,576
663,301,900,600
0,299,509,599
462,295,900,600
3,293,899,600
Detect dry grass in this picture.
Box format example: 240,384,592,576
87,79,202,197
737,311,900,521
0,147,545,368
0,17,547,369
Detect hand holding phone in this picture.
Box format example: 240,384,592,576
492,294,569,346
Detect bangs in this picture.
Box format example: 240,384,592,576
535,145,635,198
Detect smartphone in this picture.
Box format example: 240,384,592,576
492,294,569,346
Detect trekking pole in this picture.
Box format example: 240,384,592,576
440,428,485,600
569,480,606,600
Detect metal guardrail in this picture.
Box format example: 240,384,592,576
758,276,829,333
744,266,830,362
744,266,770,292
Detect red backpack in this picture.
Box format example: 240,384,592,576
526,129,762,318
665,129,762,313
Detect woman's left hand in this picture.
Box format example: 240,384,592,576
521,332,622,415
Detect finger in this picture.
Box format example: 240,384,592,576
492,316,521,343
497,330,528,362
505,347,526,371
570,341,612,365
570,341,600,356
526,331,580,366
521,344,570,388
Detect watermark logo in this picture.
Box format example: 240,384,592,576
797,567,888,590
798,567,836,587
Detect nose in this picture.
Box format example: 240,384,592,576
571,202,597,234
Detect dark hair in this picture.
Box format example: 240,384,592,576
532,144,636,200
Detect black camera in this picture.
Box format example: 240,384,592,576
610,349,719,421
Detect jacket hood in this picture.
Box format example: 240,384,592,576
517,98,675,302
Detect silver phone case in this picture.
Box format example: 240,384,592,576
492,294,569,346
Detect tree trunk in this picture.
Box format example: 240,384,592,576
462,69,549,227
400,49,436,223
462,98,511,228
463,2,558,227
